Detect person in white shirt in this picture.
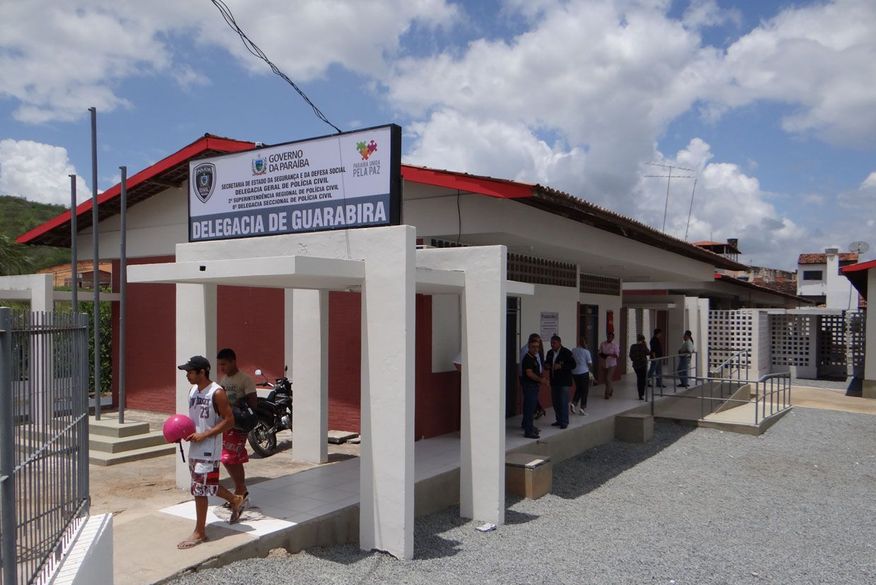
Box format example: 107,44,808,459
177,355,245,550
677,330,695,387
570,337,593,414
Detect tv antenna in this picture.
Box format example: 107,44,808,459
644,162,696,234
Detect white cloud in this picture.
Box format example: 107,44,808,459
860,172,876,190
708,0,876,146
0,140,90,206
682,0,741,30
0,0,459,123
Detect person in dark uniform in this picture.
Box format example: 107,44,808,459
648,328,665,388
520,338,543,439
629,334,650,400
545,335,576,429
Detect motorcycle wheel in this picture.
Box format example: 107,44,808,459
247,421,278,457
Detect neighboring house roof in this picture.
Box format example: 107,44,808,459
18,135,744,272
841,259,876,299
715,274,814,304
798,252,859,265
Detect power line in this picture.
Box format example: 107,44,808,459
209,0,342,134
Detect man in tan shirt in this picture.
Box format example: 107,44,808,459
216,348,258,507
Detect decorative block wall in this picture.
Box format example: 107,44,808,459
769,313,816,379
708,310,754,376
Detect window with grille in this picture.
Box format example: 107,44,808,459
802,270,823,281
507,253,576,287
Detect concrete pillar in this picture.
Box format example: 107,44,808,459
864,270,876,399
625,307,636,353
359,227,416,560
292,289,328,463
174,283,217,489
30,275,54,425
418,246,507,526
30,274,53,312
460,247,506,525
642,309,652,340
697,298,709,377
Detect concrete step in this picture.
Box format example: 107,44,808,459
89,417,151,438
90,430,167,454
89,443,176,466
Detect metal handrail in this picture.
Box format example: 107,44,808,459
648,364,792,427
708,349,750,377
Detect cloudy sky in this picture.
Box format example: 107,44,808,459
1,0,874,269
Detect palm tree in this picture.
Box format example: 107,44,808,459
0,234,30,275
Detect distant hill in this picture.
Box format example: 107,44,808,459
0,195,70,274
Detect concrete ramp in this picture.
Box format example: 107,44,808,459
650,381,791,435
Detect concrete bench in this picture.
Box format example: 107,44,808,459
615,413,654,443
505,453,552,499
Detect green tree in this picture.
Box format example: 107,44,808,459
0,234,30,275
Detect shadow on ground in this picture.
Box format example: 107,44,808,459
551,419,695,500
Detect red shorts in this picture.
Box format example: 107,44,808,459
221,429,250,465
189,459,219,497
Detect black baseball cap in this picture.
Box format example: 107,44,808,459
178,355,210,371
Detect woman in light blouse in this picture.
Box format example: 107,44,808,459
598,332,620,399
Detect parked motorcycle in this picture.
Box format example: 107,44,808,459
247,368,293,457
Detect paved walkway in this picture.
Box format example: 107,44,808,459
106,377,874,584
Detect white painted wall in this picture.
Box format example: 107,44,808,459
405,189,717,283
431,294,460,372
78,184,188,259
519,284,578,347
797,253,856,309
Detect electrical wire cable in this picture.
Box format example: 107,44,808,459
209,0,342,134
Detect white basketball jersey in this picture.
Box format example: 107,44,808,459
187,382,223,461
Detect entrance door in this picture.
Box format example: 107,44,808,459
506,296,521,417
578,304,599,355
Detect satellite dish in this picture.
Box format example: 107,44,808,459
849,241,870,255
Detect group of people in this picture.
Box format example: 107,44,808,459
176,348,258,550
519,333,596,439
629,328,696,400
518,328,696,438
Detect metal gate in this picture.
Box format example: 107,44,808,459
0,308,90,585
816,312,848,380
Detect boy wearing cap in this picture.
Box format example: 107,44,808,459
177,355,245,550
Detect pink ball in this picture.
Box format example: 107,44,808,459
162,414,196,443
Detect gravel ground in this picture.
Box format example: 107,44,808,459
170,407,876,585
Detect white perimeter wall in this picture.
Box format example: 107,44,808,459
50,514,113,585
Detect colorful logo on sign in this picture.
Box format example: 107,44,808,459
252,156,267,175
356,140,378,160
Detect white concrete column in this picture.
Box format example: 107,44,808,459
864,270,876,399
418,246,507,526
460,247,506,524
625,308,636,352
30,274,53,312
174,283,217,489
642,309,652,340
697,298,709,377
31,275,53,425
292,289,328,463
359,227,416,560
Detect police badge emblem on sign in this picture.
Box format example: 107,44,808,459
193,163,216,203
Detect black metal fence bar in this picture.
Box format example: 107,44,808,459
0,309,89,585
